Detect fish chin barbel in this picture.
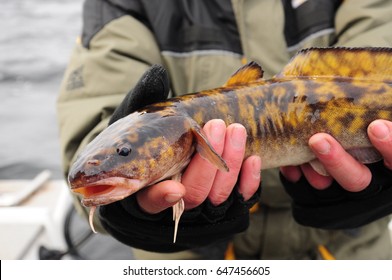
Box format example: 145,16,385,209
68,47,392,243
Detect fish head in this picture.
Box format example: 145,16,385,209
68,111,196,207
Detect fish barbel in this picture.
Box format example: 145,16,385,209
68,47,392,242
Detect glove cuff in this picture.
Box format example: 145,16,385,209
280,161,392,229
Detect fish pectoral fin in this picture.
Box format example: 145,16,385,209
190,121,229,172
309,159,329,176
347,147,383,164
223,61,264,87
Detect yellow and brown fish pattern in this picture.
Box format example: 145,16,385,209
68,47,392,241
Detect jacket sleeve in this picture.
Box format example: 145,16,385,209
334,0,392,47
57,0,163,227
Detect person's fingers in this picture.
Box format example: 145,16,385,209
208,124,247,205
308,133,371,192
237,155,262,201
136,180,185,214
299,163,333,190
280,165,302,183
181,119,226,209
280,162,333,190
368,120,392,169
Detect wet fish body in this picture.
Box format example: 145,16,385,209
68,47,392,239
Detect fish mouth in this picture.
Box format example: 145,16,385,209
71,177,143,207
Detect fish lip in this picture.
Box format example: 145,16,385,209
71,177,144,207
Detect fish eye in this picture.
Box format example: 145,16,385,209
117,146,131,156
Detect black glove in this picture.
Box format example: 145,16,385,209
100,188,260,252
281,161,392,229
98,65,261,252
108,64,170,125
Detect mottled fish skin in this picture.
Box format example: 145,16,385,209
68,47,392,239
143,79,392,168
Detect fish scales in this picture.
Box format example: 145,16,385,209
68,47,392,240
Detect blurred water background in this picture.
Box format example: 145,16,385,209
0,0,134,260
0,0,82,180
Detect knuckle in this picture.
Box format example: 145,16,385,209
321,150,344,169
184,186,208,208
341,169,371,192
210,192,230,206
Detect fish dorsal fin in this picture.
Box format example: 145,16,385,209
275,47,392,82
223,61,264,87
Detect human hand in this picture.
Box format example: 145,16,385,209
281,119,392,192
136,119,262,214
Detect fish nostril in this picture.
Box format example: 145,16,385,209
117,147,131,156
87,159,100,166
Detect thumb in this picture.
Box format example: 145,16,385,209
136,180,185,214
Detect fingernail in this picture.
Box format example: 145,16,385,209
369,121,390,140
164,193,182,203
230,125,247,148
208,120,225,143
309,137,330,155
